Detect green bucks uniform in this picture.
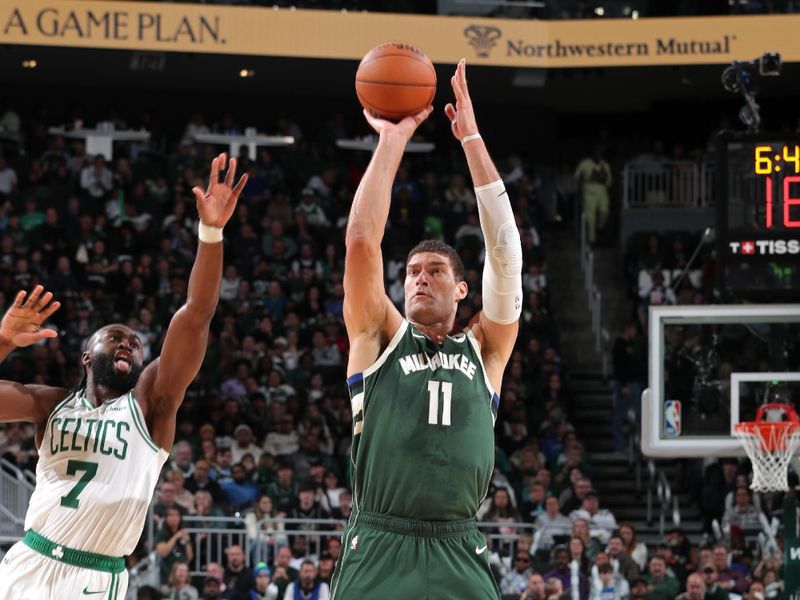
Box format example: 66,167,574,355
331,320,501,599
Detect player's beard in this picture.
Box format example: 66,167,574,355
90,351,144,395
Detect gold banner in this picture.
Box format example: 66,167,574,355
0,0,797,68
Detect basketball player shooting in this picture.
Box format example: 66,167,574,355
0,153,247,599
330,59,522,599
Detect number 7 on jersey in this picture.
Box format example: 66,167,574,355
427,380,452,426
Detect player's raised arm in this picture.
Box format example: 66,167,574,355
140,153,247,424
445,59,522,385
343,107,432,374
0,286,65,425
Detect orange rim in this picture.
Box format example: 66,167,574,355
735,421,800,452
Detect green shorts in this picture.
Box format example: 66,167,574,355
330,512,500,600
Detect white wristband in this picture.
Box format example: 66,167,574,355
198,222,223,244
461,133,482,146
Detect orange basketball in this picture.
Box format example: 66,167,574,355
355,43,436,121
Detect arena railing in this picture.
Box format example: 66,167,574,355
147,515,537,578
622,160,715,209
0,458,34,544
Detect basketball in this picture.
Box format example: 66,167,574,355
355,42,436,121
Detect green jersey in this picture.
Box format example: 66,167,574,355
347,319,498,521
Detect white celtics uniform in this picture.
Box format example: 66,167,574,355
0,389,169,600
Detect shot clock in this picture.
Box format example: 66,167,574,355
716,133,800,301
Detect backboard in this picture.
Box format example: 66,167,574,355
641,304,800,457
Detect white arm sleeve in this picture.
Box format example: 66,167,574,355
475,179,523,325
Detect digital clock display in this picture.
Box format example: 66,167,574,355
753,144,800,229
716,133,800,301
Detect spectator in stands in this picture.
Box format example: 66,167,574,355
283,560,329,600
268,463,300,514
611,321,646,454
164,561,199,600
569,490,618,544
156,507,194,583
619,522,649,571
168,467,197,515
264,416,300,458
520,573,547,600
232,424,262,464
569,536,592,575
574,144,612,245
170,440,196,479
675,572,706,600
544,577,565,600
721,487,763,536
590,562,624,600
186,458,224,505
606,534,640,581
628,577,654,600
535,495,573,551
480,487,521,543
560,476,592,514
221,462,260,512
269,546,297,598
248,562,279,600
200,576,223,600
700,564,730,600
745,580,766,600
545,545,590,600
154,481,189,520
80,154,113,200
656,543,689,590
645,556,680,600
500,550,535,596
0,154,17,199
245,493,287,565
571,518,603,561
223,545,255,600
212,446,235,484
711,544,746,595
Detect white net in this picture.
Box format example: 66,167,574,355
734,424,800,492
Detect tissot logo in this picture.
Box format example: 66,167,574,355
464,25,502,58
729,239,800,255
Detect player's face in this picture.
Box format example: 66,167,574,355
404,253,467,326
84,325,145,394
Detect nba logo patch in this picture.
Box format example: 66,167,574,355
664,400,681,437
350,535,360,551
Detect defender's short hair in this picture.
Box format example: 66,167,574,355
407,240,465,282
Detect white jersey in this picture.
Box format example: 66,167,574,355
25,389,169,556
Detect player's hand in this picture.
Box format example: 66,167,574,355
363,106,433,142
444,59,479,141
192,153,248,228
0,286,60,348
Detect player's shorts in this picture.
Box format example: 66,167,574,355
0,530,128,600
330,511,500,600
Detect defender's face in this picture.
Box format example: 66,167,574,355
404,252,466,325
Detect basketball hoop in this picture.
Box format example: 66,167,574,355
734,403,800,492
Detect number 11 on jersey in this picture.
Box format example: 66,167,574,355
428,380,452,426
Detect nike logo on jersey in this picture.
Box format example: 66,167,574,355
82,587,106,595
475,545,488,555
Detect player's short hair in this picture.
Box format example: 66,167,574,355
407,240,465,282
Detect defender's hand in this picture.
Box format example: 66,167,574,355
444,59,479,141
192,153,248,228
363,106,433,142
0,286,61,348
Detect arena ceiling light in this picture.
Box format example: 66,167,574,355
239,69,255,78
21,59,37,69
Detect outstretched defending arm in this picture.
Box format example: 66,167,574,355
0,286,65,426
445,59,522,386
140,153,247,444
343,107,432,375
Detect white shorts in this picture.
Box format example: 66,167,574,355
0,541,128,600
